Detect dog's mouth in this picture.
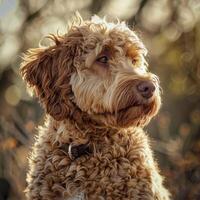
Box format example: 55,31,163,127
90,100,156,128
115,99,158,127
116,102,142,113
116,100,155,116
94,99,153,117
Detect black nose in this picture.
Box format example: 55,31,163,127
137,81,155,99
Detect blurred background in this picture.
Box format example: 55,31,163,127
0,0,200,199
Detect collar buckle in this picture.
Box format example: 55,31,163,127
67,143,92,160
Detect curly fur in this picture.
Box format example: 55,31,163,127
20,13,171,200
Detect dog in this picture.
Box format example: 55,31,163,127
20,13,171,200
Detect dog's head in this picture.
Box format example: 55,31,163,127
20,14,161,128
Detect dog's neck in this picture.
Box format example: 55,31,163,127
48,107,129,146
45,111,141,161
68,104,119,136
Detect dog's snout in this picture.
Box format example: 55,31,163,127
137,81,155,99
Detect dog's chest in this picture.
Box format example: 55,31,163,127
67,192,85,200
63,143,151,198
51,127,153,199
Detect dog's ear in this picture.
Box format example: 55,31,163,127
20,35,79,121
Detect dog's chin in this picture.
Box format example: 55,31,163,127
92,97,161,128
115,102,157,128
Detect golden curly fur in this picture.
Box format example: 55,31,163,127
20,13,171,200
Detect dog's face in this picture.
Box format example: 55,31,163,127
20,15,161,128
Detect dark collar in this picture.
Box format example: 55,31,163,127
61,143,92,160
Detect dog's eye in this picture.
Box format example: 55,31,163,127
96,56,109,64
132,59,137,65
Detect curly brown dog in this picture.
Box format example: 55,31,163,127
20,14,171,200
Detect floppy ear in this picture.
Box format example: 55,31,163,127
20,35,78,121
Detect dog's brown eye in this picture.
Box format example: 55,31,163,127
96,56,109,64
132,59,137,64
